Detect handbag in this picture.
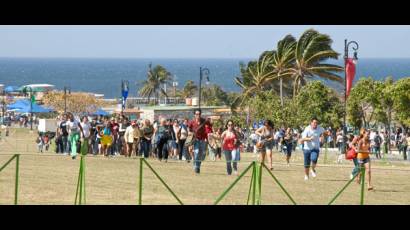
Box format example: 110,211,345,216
256,140,265,150
184,132,196,147
345,147,357,160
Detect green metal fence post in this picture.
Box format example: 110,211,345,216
328,172,359,205
251,162,256,205
256,162,262,205
0,154,17,173
360,166,365,205
14,154,19,205
74,162,81,205
262,164,297,205
143,159,183,205
79,157,83,205
82,155,86,204
214,161,255,205
138,157,143,205
246,162,255,205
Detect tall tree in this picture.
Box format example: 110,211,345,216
138,63,172,104
271,34,296,106
347,77,380,129
294,81,344,129
233,51,278,108
391,77,410,127
42,91,106,115
290,29,343,97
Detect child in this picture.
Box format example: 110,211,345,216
43,134,50,151
36,134,44,153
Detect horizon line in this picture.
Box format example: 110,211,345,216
1,56,410,59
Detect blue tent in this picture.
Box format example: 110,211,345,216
4,86,20,93
7,99,30,110
92,108,109,116
7,99,53,113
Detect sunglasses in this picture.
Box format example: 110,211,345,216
195,113,200,115
227,124,233,126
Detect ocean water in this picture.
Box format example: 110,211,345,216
0,58,409,99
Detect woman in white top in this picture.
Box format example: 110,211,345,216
178,118,189,160
80,116,91,155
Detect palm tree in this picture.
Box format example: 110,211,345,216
180,80,198,99
289,29,344,97
271,34,296,106
233,51,278,108
138,63,172,104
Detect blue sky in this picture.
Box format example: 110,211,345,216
0,25,409,58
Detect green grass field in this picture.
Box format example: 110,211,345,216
1,128,410,205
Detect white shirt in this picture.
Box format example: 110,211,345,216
81,122,91,138
67,120,80,134
124,125,135,143
369,131,376,141
302,125,325,150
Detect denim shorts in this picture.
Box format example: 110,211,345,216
264,141,274,151
303,149,320,168
357,157,370,164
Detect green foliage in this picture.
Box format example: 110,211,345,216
391,77,410,126
179,80,198,99
233,29,343,111
201,84,229,106
290,29,344,96
294,81,344,129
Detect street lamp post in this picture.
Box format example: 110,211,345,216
1,88,5,125
198,67,210,110
343,39,359,153
173,75,178,105
24,86,34,131
64,86,71,115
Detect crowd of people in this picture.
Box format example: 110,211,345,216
26,108,410,182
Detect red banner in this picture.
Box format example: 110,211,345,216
345,58,356,97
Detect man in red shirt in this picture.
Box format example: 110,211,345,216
188,109,210,174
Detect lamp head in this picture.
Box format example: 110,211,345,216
353,51,358,60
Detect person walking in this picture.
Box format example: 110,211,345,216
140,119,154,158
207,126,219,161
373,131,382,159
221,120,240,175
66,113,84,160
353,128,374,190
171,119,180,160
283,127,293,166
110,117,120,156
178,118,189,160
300,117,327,181
80,116,91,155
132,122,141,157
100,118,113,157
124,121,137,158
58,113,69,154
188,109,209,174
401,132,408,160
255,120,275,170
155,118,172,162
